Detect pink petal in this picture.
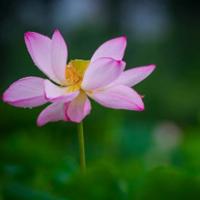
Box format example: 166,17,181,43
89,85,144,111
67,92,91,123
3,77,47,108
37,102,70,126
82,58,126,90
24,32,60,84
51,30,68,84
111,64,156,87
91,36,127,62
44,80,79,102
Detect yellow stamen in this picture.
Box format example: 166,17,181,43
65,59,90,92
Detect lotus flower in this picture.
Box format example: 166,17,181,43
3,30,155,126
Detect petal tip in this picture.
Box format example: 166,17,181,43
24,32,35,47
137,106,145,112
2,89,12,104
119,35,127,46
52,29,64,39
36,120,42,127
24,32,35,39
146,64,156,75
36,118,43,127
24,32,30,42
53,28,61,35
148,64,156,71
24,31,30,37
135,96,145,111
2,91,8,103
121,35,127,41
37,113,46,127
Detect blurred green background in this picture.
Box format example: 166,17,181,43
0,0,200,199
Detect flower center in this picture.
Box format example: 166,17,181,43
65,59,90,92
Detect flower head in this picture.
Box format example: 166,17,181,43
3,30,156,126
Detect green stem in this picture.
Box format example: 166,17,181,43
77,121,86,173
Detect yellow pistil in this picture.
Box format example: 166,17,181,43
65,59,90,92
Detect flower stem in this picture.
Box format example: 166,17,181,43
77,121,86,173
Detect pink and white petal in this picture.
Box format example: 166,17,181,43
3,77,47,108
24,32,60,84
44,80,79,102
82,58,126,90
51,30,68,84
111,64,156,87
89,85,144,111
67,92,91,123
37,102,70,126
91,36,127,62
